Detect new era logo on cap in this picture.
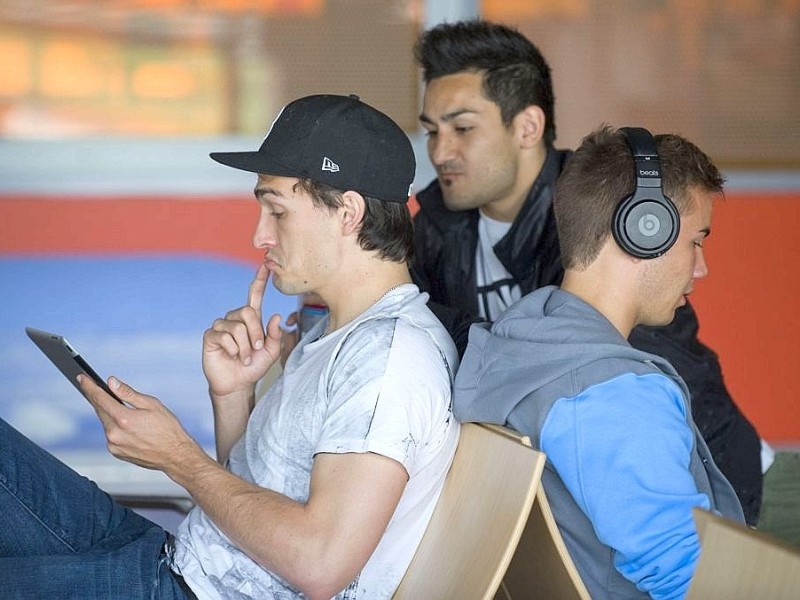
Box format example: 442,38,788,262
321,157,340,173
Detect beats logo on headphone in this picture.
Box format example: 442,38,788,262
613,127,680,259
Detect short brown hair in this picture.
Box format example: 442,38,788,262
554,125,725,269
294,179,414,264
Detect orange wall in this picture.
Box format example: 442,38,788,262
1,192,798,443
690,193,800,444
0,196,261,263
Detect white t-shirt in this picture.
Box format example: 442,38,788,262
475,211,521,320
173,285,460,600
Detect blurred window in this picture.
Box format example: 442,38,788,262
484,0,800,166
1,1,798,166
0,0,420,137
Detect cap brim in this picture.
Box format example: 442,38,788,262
209,151,306,179
210,150,411,203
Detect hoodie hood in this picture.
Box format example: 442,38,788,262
453,286,685,426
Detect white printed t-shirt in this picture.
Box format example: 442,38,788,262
173,284,460,599
475,211,522,320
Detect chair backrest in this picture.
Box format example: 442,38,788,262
392,422,546,600
497,483,591,600
686,507,800,599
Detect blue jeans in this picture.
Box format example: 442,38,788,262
0,417,191,599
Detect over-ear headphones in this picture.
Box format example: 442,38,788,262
612,127,679,259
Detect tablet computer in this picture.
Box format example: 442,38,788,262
25,327,125,404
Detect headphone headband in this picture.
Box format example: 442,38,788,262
621,127,662,189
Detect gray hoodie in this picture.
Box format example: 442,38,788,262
454,286,743,599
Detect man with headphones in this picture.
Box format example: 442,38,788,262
412,19,763,526
453,125,745,599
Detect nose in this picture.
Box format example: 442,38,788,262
693,246,709,280
429,131,456,167
252,208,276,250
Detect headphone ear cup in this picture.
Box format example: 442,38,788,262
613,194,680,259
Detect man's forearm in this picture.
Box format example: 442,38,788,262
211,389,255,465
169,453,307,576
168,450,392,600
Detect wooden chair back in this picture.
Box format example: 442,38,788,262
687,507,800,599
496,481,591,600
393,422,545,600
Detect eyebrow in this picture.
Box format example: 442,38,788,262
419,108,478,125
254,186,285,202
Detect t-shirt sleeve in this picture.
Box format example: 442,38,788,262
541,372,710,600
314,318,453,476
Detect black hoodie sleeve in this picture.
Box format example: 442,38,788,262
411,190,482,358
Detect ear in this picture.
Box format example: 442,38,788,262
608,235,645,265
513,105,546,149
339,190,366,236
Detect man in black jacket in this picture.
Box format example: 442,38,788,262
412,19,764,524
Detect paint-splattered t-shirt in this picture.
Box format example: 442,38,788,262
174,284,459,599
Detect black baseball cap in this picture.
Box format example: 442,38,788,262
210,94,415,203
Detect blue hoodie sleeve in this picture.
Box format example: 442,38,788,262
540,372,710,599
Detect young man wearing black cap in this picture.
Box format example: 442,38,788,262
0,94,459,600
